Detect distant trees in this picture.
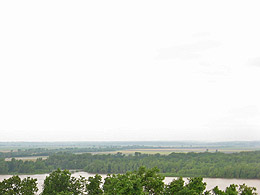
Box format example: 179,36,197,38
51,151,260,179
2,151,260,179
0,158,8,174
0,146,151,159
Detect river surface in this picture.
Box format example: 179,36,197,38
0,172,259,194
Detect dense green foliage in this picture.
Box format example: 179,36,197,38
1,151,260,179
0,168,257,195
212,184,257,195
50,151,260,178
86,174,103,195
0,175,38,195
0,157,51,174
42,169,86,195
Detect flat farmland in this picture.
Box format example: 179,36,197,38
91,147,255,155
5,156,48,162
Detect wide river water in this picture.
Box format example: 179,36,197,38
1,172,259,194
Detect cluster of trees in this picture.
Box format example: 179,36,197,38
0,176,38,195
1,151,260,179
0,167,257,195
0,158,51,174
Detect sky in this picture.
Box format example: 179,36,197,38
1,0,260,142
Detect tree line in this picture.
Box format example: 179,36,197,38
0,146,144,158
1,151,260,179
0,167,257,195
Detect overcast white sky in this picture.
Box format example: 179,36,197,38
1,0,260,142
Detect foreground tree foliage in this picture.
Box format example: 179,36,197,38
212,184,257,195
85,174,103,195
0,175,38,195
42,169,86,195
0,167,258,195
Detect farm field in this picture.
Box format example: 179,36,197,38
3,147,256,162
91,147,256,155
4,156,48,162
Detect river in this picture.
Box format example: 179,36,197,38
0,172,259,194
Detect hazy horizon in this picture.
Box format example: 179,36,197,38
1,0,260,142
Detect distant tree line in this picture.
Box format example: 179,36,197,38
0,146,147,158
1,151,260,179
0,167,257,195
